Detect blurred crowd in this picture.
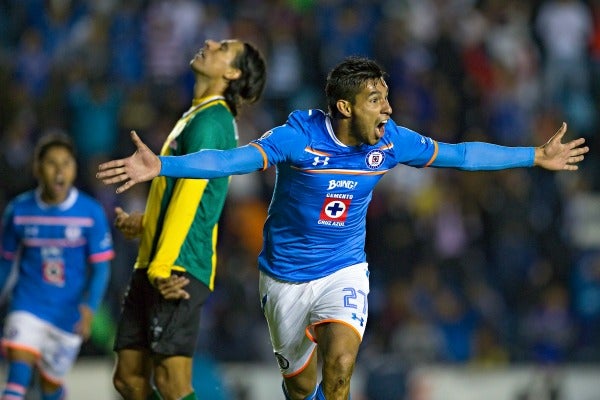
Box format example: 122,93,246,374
1,0,600,384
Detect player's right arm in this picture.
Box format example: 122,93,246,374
99,129,278,193
158,144,265,178
98,124,298,193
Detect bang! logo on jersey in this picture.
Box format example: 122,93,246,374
319,196,351,226
365,150,385,169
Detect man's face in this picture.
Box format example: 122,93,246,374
348,78,392,146
190,39,244,79
35,146,76,204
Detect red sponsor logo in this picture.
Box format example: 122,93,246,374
319,198,351,222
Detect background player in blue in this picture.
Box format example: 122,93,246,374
0,132,114,400
97,57,589,400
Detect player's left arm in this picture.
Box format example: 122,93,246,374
0,258,15,305
0,203,18,304
431,123,588,171
76,260,110,339
77,204,114,339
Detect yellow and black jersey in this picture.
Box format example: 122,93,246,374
135,96,237,290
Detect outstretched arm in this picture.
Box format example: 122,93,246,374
432,122,588,171
97,130,265,193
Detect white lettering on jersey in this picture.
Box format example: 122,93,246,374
326,193,354,199
327,180,358,190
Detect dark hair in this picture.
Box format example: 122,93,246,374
224,42,267,117
34,131,77,163
325,56,388,118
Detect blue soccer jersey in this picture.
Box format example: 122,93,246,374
159,109,535,283
0,188,114,332
250,110,437,281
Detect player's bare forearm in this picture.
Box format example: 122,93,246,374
533,122,589,171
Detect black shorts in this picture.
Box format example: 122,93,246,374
113,269,211,357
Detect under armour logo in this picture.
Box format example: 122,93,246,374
313,156,329,166
352,313,365,327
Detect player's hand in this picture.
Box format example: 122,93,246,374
155,275,190,300
96,130,161,193
114,207,143,239
75,304,94,340
534,122,589,171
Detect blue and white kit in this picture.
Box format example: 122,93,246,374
160,109,534,283
0,188,114,333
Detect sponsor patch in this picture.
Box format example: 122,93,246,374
319,198,351,223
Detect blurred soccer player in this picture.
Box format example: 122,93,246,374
0,132,114,400
110,39,266,400
98,56,588,400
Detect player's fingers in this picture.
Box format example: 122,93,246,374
162,290,190,300
130,130,146,149
553,122,567,140
100,172,130,185
98,159,126,172
568,139,588,152
116,180,136,194
569,155,585,164
97,170,126,182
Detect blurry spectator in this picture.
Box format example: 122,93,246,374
535,0,596,134
590,0,600,100
571,251,600,360
316,2,376,72
68,11,111,78
28,0,87,69
142,0,203,91
520,283,577,363
432,286,479,362
263,7,303,122
108,2,145,86
470,322,510,367
390,309,445,366
0,112,36,210
67,71,122,179
14,27,50,97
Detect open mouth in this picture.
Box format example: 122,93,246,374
52,178,67,191
376,120,387,138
